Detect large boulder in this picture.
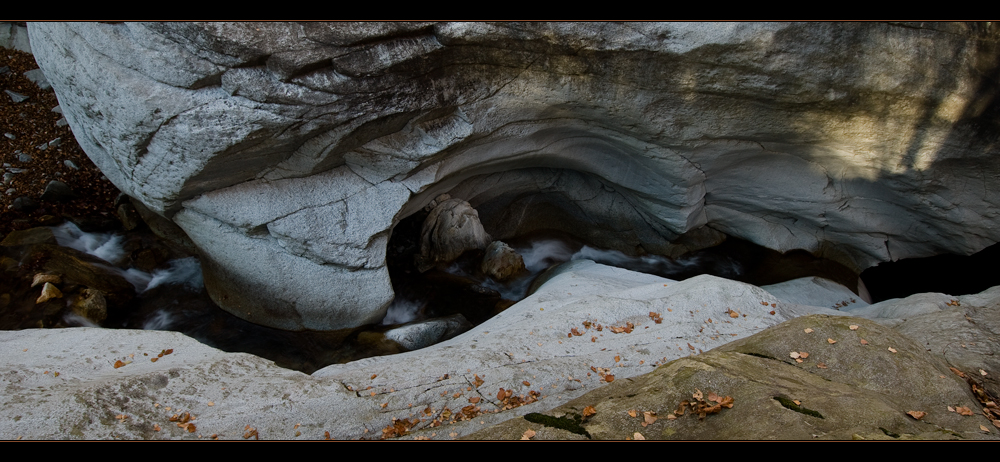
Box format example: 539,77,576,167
28,22,1000,330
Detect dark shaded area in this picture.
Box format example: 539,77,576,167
860,242,1000,303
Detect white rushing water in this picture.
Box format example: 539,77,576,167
51,222,204,294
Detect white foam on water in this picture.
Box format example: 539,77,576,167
381,297,424,326
50,222,204,294
62,312,100,328
143,309,176,330
145,257,203,292
52,222,127,264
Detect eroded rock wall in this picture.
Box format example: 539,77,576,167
28,22,1000,330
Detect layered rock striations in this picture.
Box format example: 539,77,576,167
28,22,1000,330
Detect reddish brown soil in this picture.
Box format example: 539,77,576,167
1,48,121,239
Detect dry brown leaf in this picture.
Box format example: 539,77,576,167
523,380,531,386
582,406,597,418
888,347,897,353
605,374,615,383
628,409,637,418
860,339,868,345
981,369,988,376
816,362,828,369
633,432,645,440
692,389,703,400
907,410,926,420
804,328,814,333
521,429,536,440
980,425,990,433
643,411,657,426
474,374,484,387
799,351,810,359
790,351,800,359
956,406,974,416
469,396,480,404
827,338,837,344
849,325,859,330
371,374,377,380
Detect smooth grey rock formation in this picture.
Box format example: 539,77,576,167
1,262,997,440
415,197,492,272
383,314,473,351
27,22,1000,330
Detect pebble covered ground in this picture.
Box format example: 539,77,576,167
1,48,120,238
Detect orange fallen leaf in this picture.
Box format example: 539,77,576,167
849,325,859,330
521,429,536,440
907,410,926,420
643,411,657,426
633,432,645,440
956,406,974,416
827,338,837,344
888,347,897,353
860,339,868,345
582,406,597,418
605,375,615,383
816,362,828,369
469,397,481,404
371,374,377,380
804,328,814,334
628,409,637,418
799,351,810,359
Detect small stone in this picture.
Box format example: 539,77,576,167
63,160,79,170
36,282,63,304
56,117,68,127
41,180,75,202
4,133,15,140
48,138,62,148
51,105,62,114
4,90,28,103
17,152,32,163
23,69,52,91
32,273,62,287
12,196,37,212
